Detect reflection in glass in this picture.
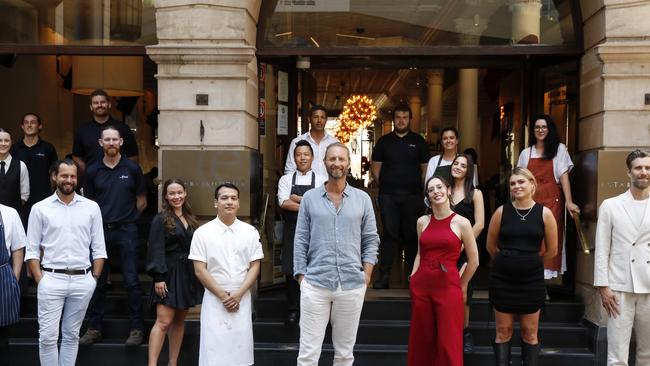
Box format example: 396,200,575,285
0,0,156,46
261,0,576,49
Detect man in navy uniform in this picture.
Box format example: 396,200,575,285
79,125,147,346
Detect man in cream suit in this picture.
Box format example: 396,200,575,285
595,149,650,365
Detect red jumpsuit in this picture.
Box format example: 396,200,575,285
408,213,464,366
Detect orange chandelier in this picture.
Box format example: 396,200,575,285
334,95,377,144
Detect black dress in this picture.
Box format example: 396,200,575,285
146,214,203,309
489,202,546,314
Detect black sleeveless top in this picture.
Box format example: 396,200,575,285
498,202,544,254
452,198,475,226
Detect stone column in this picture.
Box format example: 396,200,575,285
426,69,444,144
409,95,422,134
509,0,542,44
457,69,479,154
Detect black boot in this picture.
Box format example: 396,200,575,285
373,268,390,289
493,341,511,366
463,328,474,353
521,342,540,366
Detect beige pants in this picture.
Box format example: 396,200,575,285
607,291,650,366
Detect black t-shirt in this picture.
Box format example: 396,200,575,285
372,131,430,195
84,156,146,224
72,117,138,167
11,138,58,204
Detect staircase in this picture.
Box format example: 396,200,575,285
8,282,598,365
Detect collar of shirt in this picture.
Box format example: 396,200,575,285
317,182,352,198
98,155,128,170
0,154,12,165
49,192,82,206
304,131,335,145
213,216,241,234
296,169,314,176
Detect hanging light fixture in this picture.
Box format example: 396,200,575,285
71,56,143,96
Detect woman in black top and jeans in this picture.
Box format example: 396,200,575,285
450,154,485,353
146,178,203,366
486,168,558,366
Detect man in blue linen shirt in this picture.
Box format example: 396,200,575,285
294,142,379,366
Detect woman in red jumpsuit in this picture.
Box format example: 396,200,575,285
408,175,480,366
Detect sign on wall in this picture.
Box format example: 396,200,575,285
275,0,350,12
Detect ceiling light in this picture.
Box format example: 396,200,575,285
275,31,292,37
336,33,376,41
310,37,320,47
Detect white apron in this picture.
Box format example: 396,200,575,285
199,289,254,366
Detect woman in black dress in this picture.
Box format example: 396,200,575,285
486,167,558,366
146,178,203,366
450,154,485,352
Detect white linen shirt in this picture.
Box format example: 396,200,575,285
0,154,30,203
277,170,327,205
517,143,573,183
284,131,339,177
1,204,26,255
189,217,264,289
25,193,107,269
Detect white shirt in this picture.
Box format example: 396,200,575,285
25,193,107,269
424,155,479,186
0,154,30,203
1,204,26,256
277,170,327,205
517,144,573,183
284,131,339,177
189,217,264,289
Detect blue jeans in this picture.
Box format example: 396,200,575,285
87,223,143,331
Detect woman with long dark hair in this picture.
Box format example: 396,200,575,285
517,115,579,279
487,167,558,365
450,154,485,352
146,178,203,366
408,175,479,365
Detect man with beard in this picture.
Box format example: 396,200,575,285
294,143,379,366
80,125,147,346
11,113,58,224
25,159,106,366
595,149,650,365
371,104,430,289
0,128,30,213
72,89,138,177
284,105,338,177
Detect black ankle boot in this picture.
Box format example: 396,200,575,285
373,268,390,289
521,342,540,366
493,341,511,366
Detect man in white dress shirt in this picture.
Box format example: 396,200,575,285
284,105,339,177
0,128,30,213
190,183,264,366
595,149,650,365
25,159,106,366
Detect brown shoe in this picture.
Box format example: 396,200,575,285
125,329,144,347
79,329,102,346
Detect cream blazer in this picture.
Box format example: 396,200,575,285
594,190,650,293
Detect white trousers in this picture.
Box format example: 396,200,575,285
37,271,96,366
607,291,650,366
297,279,366,366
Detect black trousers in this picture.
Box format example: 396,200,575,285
378,193,423,272
0,326,9,364
286,275,300,312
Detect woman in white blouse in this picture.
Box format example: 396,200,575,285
517,115,580,279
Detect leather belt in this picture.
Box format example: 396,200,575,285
42,267,91,275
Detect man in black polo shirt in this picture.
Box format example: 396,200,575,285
371,104,430,289
0,128,30,213
11,113,58,224
72,89,138,177
80,125,147,346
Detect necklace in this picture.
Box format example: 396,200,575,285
513,203,534,221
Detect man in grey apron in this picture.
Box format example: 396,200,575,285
277,140,326,325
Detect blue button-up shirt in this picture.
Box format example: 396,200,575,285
293,183,379,290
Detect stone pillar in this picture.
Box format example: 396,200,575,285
409,95,422,134
146,0,260,161
509,0,542,44
426,69,444,144
457,69,479,154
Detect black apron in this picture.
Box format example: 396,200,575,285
433,154,455,184
281,172,316,275
0,209,21,327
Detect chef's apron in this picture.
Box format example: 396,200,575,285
281,172,316,275
433,155,455,184
527,157,564,272
0,209,21,327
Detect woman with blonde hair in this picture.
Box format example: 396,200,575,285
487,167,558,366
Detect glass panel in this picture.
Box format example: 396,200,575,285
261,0,575,48
0,0,156,46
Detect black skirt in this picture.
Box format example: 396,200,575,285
149,257,203,310
489,250,545,314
